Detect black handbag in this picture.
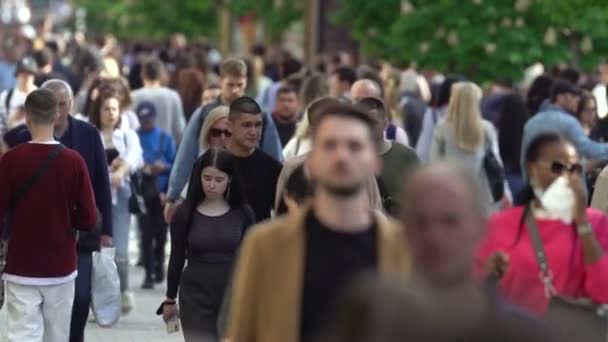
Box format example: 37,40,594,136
482,133,505,203
525,211,608,342
1,144,65,309
130,133,167,211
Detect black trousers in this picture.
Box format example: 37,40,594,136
138,196,167,281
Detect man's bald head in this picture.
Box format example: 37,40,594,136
351,79,382,103
400,163,485,287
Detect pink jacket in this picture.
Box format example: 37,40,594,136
476,206,608,316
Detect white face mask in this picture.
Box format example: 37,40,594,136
532,176,575,224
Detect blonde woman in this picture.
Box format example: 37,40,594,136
430,81,510,213
199,105,231,150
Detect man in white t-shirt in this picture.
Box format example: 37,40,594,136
0,57,38,135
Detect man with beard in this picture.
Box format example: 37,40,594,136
225,102,410,342
271,85,301,147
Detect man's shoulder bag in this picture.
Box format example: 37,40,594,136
0,143,65,309
525,211,608,342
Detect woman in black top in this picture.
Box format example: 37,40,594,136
160,148,254,341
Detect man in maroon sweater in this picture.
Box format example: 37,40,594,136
0,89,97,342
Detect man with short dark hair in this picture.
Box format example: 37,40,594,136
131,57,186,143
3,79,113,342
0,89,97,342
164,59,283,223
522,80,608,178
33,48,67,87
358,97,419,215
227,96,282,222
226,102,409,341
330,66,357,98
272,85,301,147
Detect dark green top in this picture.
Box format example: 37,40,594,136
379,142,420,216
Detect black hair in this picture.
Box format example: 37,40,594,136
141,57,165,81
513,133,569,247
277,85,298,97
527,74,554,115
281,57,302,80
229,96,262,118
276,165,314,215
550,80,580,102
435,75,464,108
333,66,357,86
576,91,596,121
183,148,247,212
32,48,53,68
497,94,529,175
357,97,387,120
559,67,580,84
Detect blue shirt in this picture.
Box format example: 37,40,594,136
4,116,113,238
137,127,176,192
521,104,608,179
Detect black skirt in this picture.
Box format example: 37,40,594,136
178,262,232,342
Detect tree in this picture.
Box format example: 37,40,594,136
228,0,302,43
73,0,219,40
337,0,608,82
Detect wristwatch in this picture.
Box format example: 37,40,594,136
577,222,593,236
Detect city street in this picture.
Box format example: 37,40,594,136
0,229,182,342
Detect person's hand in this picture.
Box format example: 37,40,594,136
499,195,512,210
160,193,167,207
164,201,178,224
110,173,123,189
569,173,588,225
162,302,178,323
110,157,125,171
100,235,113,248
150,161,167,175
486,251,509,279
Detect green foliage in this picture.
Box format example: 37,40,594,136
74,0,302,42
73,0,219,40
337,0,608,82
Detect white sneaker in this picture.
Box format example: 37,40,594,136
121,291,135,314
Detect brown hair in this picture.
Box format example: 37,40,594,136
89,89,122,130
300,73,329,109
24,88,57,124
220,58,247,78
177,68,205,120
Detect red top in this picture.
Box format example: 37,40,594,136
0,143,97,278
476,206,608,316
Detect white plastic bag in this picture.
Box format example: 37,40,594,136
91,248,121,327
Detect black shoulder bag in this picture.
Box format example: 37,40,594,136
525,211,608,342
0,143,65,309
482,131,505,203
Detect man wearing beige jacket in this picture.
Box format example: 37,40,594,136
227,102,410,342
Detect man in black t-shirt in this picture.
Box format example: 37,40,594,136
227,96,282,222
225,102,409,341
271,85,301,147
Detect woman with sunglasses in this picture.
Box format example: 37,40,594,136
199,105,232,150
160,148,255,341
476,132,608,316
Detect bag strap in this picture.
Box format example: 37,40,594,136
4,88,14,114
524,209,557,298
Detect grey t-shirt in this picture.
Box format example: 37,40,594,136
131,87,186,143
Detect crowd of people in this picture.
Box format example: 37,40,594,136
1,29,608,342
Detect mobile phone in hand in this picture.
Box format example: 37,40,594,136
167,316,180,333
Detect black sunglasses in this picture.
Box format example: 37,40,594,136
209,128,232,138
540,161,583,175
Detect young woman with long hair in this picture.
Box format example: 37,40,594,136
161,148,255,341
430,81,509,213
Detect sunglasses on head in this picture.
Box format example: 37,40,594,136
209,128,232,138
540,161,583,175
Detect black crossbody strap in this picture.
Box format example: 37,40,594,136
525,208,557,298
13,144,65,204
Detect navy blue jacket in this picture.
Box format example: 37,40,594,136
4,116,113,243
